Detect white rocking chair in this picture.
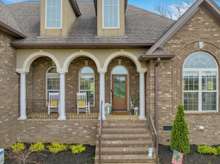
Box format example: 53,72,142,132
77,92,91,114
48,92,59,115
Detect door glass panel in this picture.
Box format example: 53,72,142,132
113,76,126,99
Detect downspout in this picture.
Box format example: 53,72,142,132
154,57,160,134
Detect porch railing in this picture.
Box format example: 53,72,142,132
148,114,159,163
26,98,98,120
98,101,103,164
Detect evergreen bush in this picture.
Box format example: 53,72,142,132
170,104,190,154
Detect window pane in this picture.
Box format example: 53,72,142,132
184,71,199,91
184,92,198,111
202,92,217,111
184,52,217,69
104,0,119,28
47,0,61,28
202,71,217,91
48,78,59,90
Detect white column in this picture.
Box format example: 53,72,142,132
99,72,106,120
58,72,66,120
19,72,27,120
139,72,146,120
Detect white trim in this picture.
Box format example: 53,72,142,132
45,0,63,29
63,50,101,73
45,66,60,103
102,0,120,29
78,66,96,107
110,65,130,112
182,53,218,113
23,50,61,73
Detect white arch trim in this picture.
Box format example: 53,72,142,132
63,50,102,73
103,50,146,73
22,50,61,73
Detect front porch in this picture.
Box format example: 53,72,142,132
17,50,147,121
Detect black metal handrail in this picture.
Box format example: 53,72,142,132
98,101,103,164
148,114,159,163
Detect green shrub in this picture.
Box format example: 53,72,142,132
11,143,25,153
216,146,220,155
170,105,190,154
197,145,218,155
29,142,45,153
70,144,86,154
48,142,67,154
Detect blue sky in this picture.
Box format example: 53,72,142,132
2,0,220,15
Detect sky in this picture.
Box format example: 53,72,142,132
2,0,220,19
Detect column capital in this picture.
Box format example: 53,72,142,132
138,69,147,74
98,70,106,74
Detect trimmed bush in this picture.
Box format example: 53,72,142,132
70,144,86,154
170,105,190,154
216,146,220,155
197,145,218,155
48,142,67,154
11,143,25,153
30,142,45,153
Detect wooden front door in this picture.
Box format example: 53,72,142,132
112,75,127,111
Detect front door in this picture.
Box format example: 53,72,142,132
112,75,127,111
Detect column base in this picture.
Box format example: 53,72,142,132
139,115,146,120
18,116,27,120
58,115,66,120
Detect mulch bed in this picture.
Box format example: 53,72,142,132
5,145,95,164
159,144,220,164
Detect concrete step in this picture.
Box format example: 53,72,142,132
101,133,151,140
98,154,154,163
96,147,148,155
99,140,152,147
103,122,146,127
102,128,148,134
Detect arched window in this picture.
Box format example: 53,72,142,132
183,51,218,112
112,65,128,75
46,66,59,99
79,66,95,106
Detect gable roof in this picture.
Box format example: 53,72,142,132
0,3,25,38
146,0,220,55
9,0,174,49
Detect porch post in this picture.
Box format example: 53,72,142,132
139,71,146,120
19,72,27,120
58,72,66,120
99,71,106,120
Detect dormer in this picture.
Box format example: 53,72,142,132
96,0,126,37
40,0,81,37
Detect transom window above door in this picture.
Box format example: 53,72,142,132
112,65,128,75
46,0,62,29
183,51,218,112
103,0,120,28
79,66,95,107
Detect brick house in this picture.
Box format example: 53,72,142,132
0,0,219,162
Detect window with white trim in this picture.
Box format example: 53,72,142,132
103,0,120,28
79,66,95,107
46,66,60,100
183,51,218,112
46,0,62,29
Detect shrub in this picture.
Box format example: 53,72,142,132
197,145,218,155
170,105,190,154
11,143,25,153
216,146,220,155
29,142,45,153
70,144,86,154
48,142,67,154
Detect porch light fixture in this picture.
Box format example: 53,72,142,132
147,146,153,159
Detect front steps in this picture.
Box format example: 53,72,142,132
95,117,156,164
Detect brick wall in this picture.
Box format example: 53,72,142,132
148,6,220,145
0,31,19,147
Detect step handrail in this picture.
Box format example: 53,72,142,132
98,101,103,164
148,114,159,163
